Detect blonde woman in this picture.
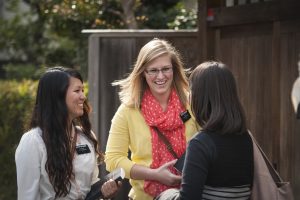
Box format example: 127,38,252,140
105,38,199,200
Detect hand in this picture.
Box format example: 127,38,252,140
154,159,181,186
101,179,122,199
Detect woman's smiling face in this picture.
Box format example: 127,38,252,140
144,54,173,99
65,77,86,121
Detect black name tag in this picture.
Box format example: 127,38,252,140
180,110,191,123
75,144,91,155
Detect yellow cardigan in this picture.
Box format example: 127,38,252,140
105,104,199,200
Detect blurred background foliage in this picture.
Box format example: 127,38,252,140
0,0,197,199
0,0,197,80
0,80,37,199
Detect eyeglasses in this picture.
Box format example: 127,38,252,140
144,66,173,76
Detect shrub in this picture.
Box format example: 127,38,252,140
0,80,37,199
3,64,44,80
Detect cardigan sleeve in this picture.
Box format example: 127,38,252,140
105,105,135,179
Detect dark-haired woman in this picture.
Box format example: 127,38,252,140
157,61,253,200
15,67,121,199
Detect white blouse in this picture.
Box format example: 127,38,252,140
15,127,99,200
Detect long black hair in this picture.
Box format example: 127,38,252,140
30,67,101,197
189,61,247,135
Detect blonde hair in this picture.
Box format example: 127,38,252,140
112,38,190,108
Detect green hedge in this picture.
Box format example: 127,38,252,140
0,80,37,199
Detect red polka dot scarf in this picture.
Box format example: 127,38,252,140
141,89,186,197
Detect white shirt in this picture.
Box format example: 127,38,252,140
15,127,99,200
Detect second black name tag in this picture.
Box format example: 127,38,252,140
76,144,91,155
180,110,191,123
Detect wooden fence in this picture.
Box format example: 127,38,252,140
199,0,300,198
83,0,300,198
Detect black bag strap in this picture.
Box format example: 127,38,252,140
152,126,179,159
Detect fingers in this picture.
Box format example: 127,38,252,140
101,179,120,199
156,165,182,186
117,180,122,187
162,159,177,168
166,171,181,186
171,174,182,185
160,173,181,186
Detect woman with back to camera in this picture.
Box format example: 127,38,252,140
105,38,199,200
156,61,254,200
15,67,121,199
